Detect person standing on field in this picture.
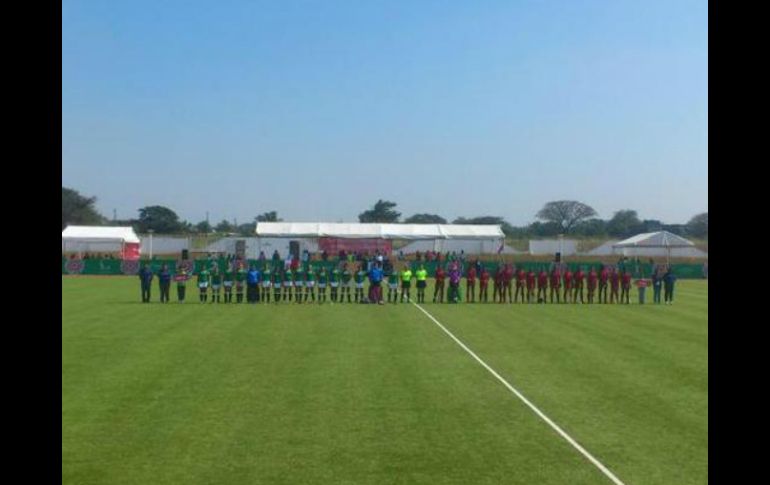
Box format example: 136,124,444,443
448,263,462,303
139,263,153,303
549,266,561,303
415,264,428,303
599,265,609,304
433,264,446,303
651,269,662,304
246,264,259,304
175,266,189,302
572,267,585,304
466,264,477,303
158,263,171,303
479,266,490,303
197,265,210,303
621,270,632,304
663,266,677,304
586,267,598,304
609,267,620,304
400,265,414,303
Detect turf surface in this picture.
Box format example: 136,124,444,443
63,277,707,484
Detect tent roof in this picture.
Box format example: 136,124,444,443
62,225,141,244
612,231,694,248
255,222,504,240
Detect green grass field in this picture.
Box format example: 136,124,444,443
63,277,707,485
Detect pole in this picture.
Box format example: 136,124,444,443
149,230,154,260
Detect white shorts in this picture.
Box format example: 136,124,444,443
295,281,304,288
356,282,364,289
306,281,315,287
198,282,209,289
330,282,339,288
262,281,271,288
211,284,221,291
318,283,327,288
283,281,292,287
223,281,233,288
389,283,398,290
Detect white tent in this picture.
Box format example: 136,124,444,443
254,222,505,256
612,231,695,263
255,222,504,239
62,225,141,256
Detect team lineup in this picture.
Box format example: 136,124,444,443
138,259,678,305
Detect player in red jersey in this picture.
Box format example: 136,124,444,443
466,265,477,303
563,268,573,303
609,267,620,303
549,267,561,303
526,269,536,303
515,268,526,303
492,264,504,303
433,264,446,303
537,268,548,302
621,270,632,304
573,267,585,303
503,263,514,303
479,267,490,303
587,267,598,304
599,265,609,304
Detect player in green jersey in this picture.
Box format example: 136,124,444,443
305,265,316,302
273,269,283,303
330,267,341,302
235,263,247,303
261,265,272,303
223,264,235,303
283,268,294,302
415,264,428,303
354,265,366,302
197,266,210,303
387,268,399,304
210,265,223,303
317,267,328,303
340,264,353,303
293,266,305,304
400,265,414,303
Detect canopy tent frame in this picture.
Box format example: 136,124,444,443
62,225,141,259
612,231,695,265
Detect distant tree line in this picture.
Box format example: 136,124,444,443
62,187,707,240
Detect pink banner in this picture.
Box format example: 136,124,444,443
122,243,141,261
318,238,392,255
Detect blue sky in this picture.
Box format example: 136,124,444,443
62,0,707,226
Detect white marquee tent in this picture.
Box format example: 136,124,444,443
613,231,696,263
255,223,504,239
254,223,505,256
62,225,141,256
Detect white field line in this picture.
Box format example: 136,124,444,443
411,301,628,485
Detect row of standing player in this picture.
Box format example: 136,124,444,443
141,261,670,304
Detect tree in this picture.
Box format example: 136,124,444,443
687,212,708,239
641,219,663,232
255,211,282,222
404,213,447,224
606,210,643,239
528,221,562,237
535,200,597,234
236,223,255,236
215,220,235,233
195,220,212,234
572,218,608,237
62,187,104,229
137,206,183,233
358,200,401,223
